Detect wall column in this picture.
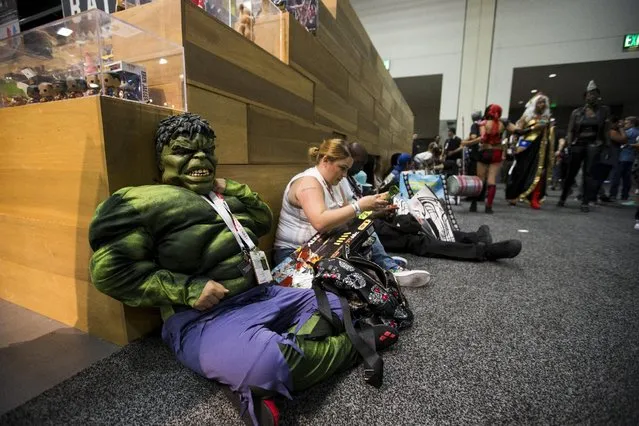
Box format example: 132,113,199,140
456,0,496,136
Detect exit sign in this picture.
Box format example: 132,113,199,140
623,33,639,52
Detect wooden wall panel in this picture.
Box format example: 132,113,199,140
217,164,307,252
328,0,371,60
288,15,349,100
315,2,361,78
248,106,332,164
114,0,183,45
348,76,375,121
0,97,131,345
357,112,379,147
186,85,249,165
314,82,358,135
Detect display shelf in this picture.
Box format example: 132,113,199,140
0,9,186,110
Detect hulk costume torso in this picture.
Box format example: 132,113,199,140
89,181,272,320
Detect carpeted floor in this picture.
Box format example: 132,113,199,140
2,190,639,425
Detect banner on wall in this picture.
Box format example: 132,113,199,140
0,0,20,40
61,0,119,17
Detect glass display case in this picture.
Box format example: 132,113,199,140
193,0,284,60
0,9,186,110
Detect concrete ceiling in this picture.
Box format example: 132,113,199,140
509,58,639,109
394,74,442,110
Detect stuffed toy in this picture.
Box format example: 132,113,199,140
38,82,55,102
66,77,87,98
235,4,255,41
86,74,101,96
103,72,121,97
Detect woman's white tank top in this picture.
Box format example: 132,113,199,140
274,166,346,249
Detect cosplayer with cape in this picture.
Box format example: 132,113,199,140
506,93,555,209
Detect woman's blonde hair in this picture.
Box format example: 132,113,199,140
308,138,351,164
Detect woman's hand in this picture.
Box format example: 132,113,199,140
358,193,390,211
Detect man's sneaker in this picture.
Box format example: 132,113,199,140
391,256,408,268
392,267,431,287
477,225,492,244
635,221,639,231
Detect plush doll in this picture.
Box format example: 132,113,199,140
52,79,67,100
103,72,121,97
235,4,255,41
26,85,40,103
86,74,101,96
38,82,55,102
66,77,87,98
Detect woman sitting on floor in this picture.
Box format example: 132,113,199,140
273,139,430,288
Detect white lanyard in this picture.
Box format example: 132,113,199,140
201,193,256,251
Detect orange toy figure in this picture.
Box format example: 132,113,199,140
235,4,255,41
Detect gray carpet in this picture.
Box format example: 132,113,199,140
3,190,639,425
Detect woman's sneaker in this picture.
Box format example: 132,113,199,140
391,267,431,287
634,220,639,231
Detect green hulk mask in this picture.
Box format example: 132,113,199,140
155,113,218,195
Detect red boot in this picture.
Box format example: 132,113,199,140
530,182,542,210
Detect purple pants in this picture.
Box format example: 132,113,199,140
162,284,344,424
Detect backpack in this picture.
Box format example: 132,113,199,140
312,256,414,388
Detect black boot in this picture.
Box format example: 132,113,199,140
469,201,477,212
557,199,565,207
485,240,522,260
485,205,493,214
580,204,589,213
477,225,493,244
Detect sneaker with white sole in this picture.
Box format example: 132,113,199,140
635,220,639,231
391,256,408,268
392,268,431,287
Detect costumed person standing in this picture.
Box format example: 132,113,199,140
557,80,612,212
88,114,378,426
461,104,517,213
505,93,555,209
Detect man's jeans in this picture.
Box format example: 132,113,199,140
609,161,633,199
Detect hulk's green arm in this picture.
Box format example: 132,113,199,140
89,193,208,308
223,179,273,238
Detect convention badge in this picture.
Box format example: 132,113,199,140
249,248,273,285
237,250,253,278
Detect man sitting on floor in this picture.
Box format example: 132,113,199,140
88,113,371,426
342,143,522,262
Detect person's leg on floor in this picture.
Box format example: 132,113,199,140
453,230,480,244
471,162,488,212
407,234,485,260
162,286,359,425
370,235,400,270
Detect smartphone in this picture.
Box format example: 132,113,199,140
386,185,399,202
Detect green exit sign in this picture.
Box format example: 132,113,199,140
623,33,639,51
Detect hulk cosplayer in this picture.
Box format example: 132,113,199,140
88,113,359,425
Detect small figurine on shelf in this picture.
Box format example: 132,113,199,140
66,77,87,98
235,4,255,41
103,72,121,97
26,85,40,103
86,74,101,96
9,96,29,107
52,80,67,100
38,82,56,102
118,81,137,101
